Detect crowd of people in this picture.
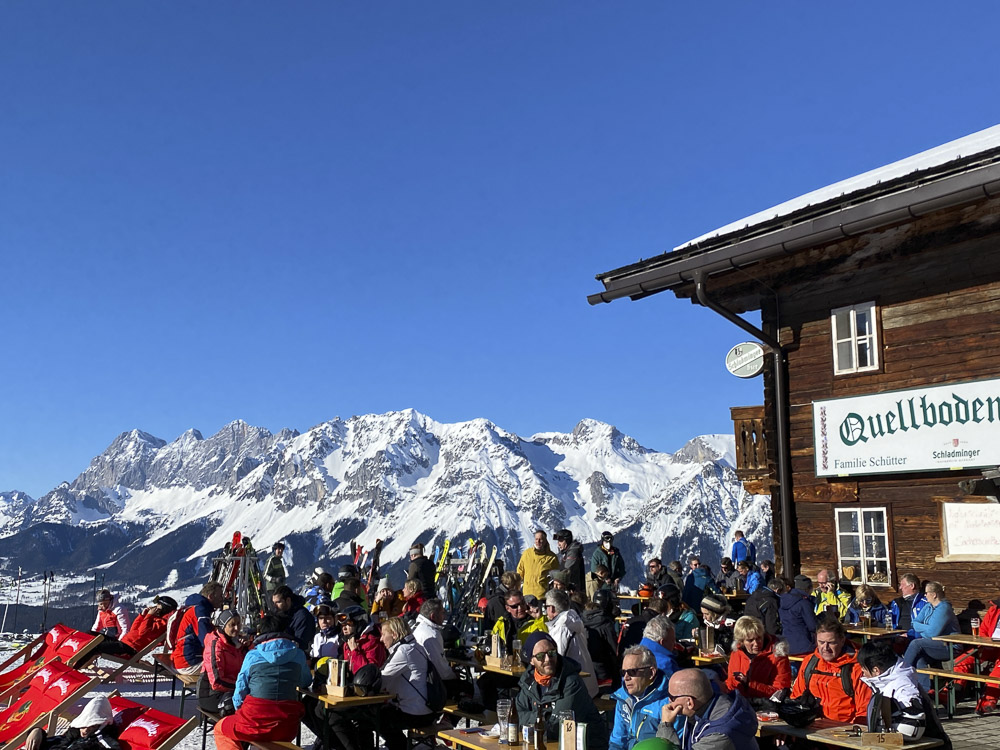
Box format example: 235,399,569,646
82,530,975,750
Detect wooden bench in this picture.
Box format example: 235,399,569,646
408,721,453,747
917,667,1000,718
593,696,615,713
151,652,200,715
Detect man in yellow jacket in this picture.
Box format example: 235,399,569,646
813,568,852,619
517,530,559,599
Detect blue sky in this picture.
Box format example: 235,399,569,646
3,2,999,498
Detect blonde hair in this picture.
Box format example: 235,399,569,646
380,616,411,642
855,584,876,602
403,579,420,596
733,615,765,643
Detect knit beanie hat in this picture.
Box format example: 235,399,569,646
520,632,557,668
794,575,812,592
215,609,240,629
700,593,729,615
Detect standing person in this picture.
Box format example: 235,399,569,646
173,582,224,675
406,544,437,598
199,609,249,715
791,618,871,722
730,530,756,566
903,581,960,693
92,589,131,639
591,531,626,592
263,542,286,595
270,585,316,652
666,561,685,591
214,615,311,750
658,669,760,750
779,575,817,656
517,530,559,600
545,590,599,697
725,616,791,700
682,557,718,611
609,645,672,750
374,617,438,750
513,633,609,749
554,529,586,594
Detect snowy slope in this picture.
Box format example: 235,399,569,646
0,411,772,602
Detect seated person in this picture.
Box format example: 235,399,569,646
847,584,889,626
400,579,426,621
638,615,680,679
214,614,311,750
813,569,852,620
791,616,871,722
780,575,817,656
525,594,543,621
480,590,548,708
412,599,468,699
271,584,316,652
714,558,740,592
658,668,759,749
736,561,764,595
656,586,699,642
334,576,366,611
858,640,943,744
483,571,523,631
546,590,599,697
371,576,405,621
954,593,1000,715
619,598,669,654
340,605,388,671
903,580,960,693
199,609,249,716
304,572,335,612
582,592,620,689
173,582,224,675
725,615,791,701
699,594,735,654
371,617,439,750
310,604,340,661
744,578,783,638
515,633,608,749
91,589,131,640
95,594,177,657
24,695,118,750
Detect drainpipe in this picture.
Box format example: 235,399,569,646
693,271,797,576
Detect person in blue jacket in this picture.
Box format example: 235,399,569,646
903,581,960,692
779,575,817,657
610,645,673,750
657,668,759,750
682,558,720,611
846,584,888,626
730,531,756,567
736,562,764,595
638,616,680,680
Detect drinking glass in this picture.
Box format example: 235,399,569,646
497,698,512,744
971,617,981,637
884,612,893,629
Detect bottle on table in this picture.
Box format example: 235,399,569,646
534,709,547,749
507,701,520,745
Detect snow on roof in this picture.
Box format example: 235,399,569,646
677,123,1000,251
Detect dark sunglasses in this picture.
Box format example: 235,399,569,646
532,651,558,661
507,601,527,609
669,693,696,702
620,666,653,678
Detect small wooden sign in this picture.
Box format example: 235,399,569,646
860,732,904,747
558,719,576,750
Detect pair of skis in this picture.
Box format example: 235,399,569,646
349,539,384,602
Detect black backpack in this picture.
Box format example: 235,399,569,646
802,654,855,697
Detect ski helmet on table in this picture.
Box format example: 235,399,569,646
352,664,382,696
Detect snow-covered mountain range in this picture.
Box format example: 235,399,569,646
0,411,771,598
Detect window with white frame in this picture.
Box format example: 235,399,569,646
831,302,879,375
835,507,891,586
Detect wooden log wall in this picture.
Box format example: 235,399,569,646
758,197,1000,611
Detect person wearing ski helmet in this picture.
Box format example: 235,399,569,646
340,605,388,672
263,542,287,595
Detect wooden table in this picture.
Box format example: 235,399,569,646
317,692,395,708
844,625,905,643
757,716,943,748
619,594,643,601
691,653,728,667
724,591,748,601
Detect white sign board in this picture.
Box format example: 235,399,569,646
725,342,765,379
813,377,1000,477
939,502,1000,561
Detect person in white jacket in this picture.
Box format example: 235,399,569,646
858,640,943,743
412,599,458,681
91,589,131,638
377,616,437,750
545,590,599,697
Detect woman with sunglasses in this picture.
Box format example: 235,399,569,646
846,584,888,627
512,632,609,749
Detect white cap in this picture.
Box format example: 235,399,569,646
70,696,113,729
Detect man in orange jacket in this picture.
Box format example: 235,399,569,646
791,618,872,722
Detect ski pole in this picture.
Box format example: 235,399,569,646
12,568,21,633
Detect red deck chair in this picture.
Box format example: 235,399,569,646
51,630,103,669
0,661,98,749
117,706,197,750
0,625,77,693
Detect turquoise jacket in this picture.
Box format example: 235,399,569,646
610,671,673,750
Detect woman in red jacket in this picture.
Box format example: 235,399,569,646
726,615,792,700
340,606,387,673
199,609,249,714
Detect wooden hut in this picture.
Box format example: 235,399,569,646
590,124,1000,612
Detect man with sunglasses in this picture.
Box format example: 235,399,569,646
513,633,609,749
609,645,672,750
481,591,549,709
657,668,759,749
